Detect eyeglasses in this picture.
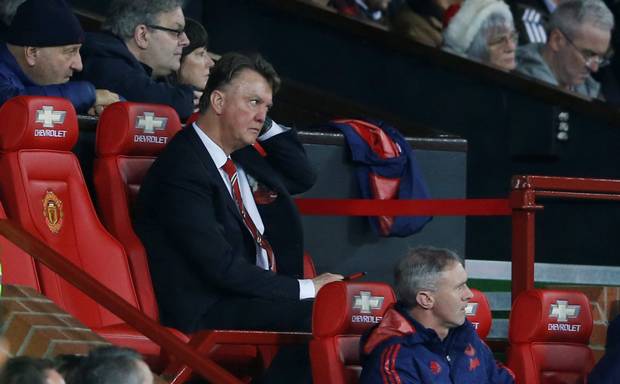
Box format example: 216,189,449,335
488,31,519,47
559,29,612,68
146,24,185,39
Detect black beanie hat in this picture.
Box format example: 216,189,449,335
181,18,208,60
7,0,84,47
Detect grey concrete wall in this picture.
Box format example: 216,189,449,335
299,142,466,285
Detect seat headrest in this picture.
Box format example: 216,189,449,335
467,288,492,339
313,281,396,337
96,102,182,157
509,289,592,344
0,96,77,151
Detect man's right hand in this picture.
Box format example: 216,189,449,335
312,273,344,295
91,89,121,115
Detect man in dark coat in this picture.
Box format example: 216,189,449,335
134,52,343,334
75,0,197,120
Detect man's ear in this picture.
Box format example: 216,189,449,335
416,290,434,310
548,28,564,52
134,25,149,49
210,90,225,115
24,46,38,66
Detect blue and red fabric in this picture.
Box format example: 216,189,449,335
359,303,515,383
328,118,432,237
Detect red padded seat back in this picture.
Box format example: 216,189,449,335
94,102,181,319
0,200,40,290
466,288,492,340
507,289,594,384
0,96,141,328
310,281,397,384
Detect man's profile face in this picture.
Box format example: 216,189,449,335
219,69,273,152
556,23,610,86
144,7,189,77
429,262,473,331
30,44,82,85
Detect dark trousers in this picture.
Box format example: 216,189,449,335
199,298,314,384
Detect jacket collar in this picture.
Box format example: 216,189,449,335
363,302,472,355
183,125,244,223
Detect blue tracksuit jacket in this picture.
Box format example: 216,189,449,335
360,303,515,384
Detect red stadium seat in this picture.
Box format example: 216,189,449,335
0,96,166,362
467,288,492,340
507,289,594,384
0,201,40,290
310,281,397,384
94,102,181,318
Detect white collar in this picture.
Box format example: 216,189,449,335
192,122,229,169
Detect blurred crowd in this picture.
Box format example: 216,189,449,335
325,0,620,103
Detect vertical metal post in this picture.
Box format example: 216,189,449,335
510,177,542,302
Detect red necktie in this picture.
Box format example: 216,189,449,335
222,159,276,271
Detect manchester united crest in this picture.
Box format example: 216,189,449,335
42,191,63,234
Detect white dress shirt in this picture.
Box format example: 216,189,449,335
193,122,315,299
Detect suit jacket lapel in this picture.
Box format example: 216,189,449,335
184,127,244,223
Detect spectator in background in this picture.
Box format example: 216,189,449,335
516,0,614,98
0,0,25,42
74,346,152,384
443,0,517,71
0,357,65,384
171,18,214,92
75,0,197,120
0,0,119,115
359,247,514,383
329,0,392,25
390,0,461,47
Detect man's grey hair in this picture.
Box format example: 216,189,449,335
0,0,26,25
467,12,514,62
102,0,186,41
394,246,464,309
549,0,614,39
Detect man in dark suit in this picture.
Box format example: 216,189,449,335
134,52,343,335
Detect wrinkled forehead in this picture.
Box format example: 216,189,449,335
154,6,185,27
437,261,468,287
572,22,611,49
226,68,273,93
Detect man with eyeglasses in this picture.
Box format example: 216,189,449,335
75,0,198,120
516,0,614,98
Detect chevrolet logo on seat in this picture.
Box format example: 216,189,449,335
35,106,66,128
465,302,478,316
352,291,384,314
135,112,167,134
549,300,580,322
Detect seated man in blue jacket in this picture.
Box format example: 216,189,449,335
0,0,119,115
360,247,515,384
